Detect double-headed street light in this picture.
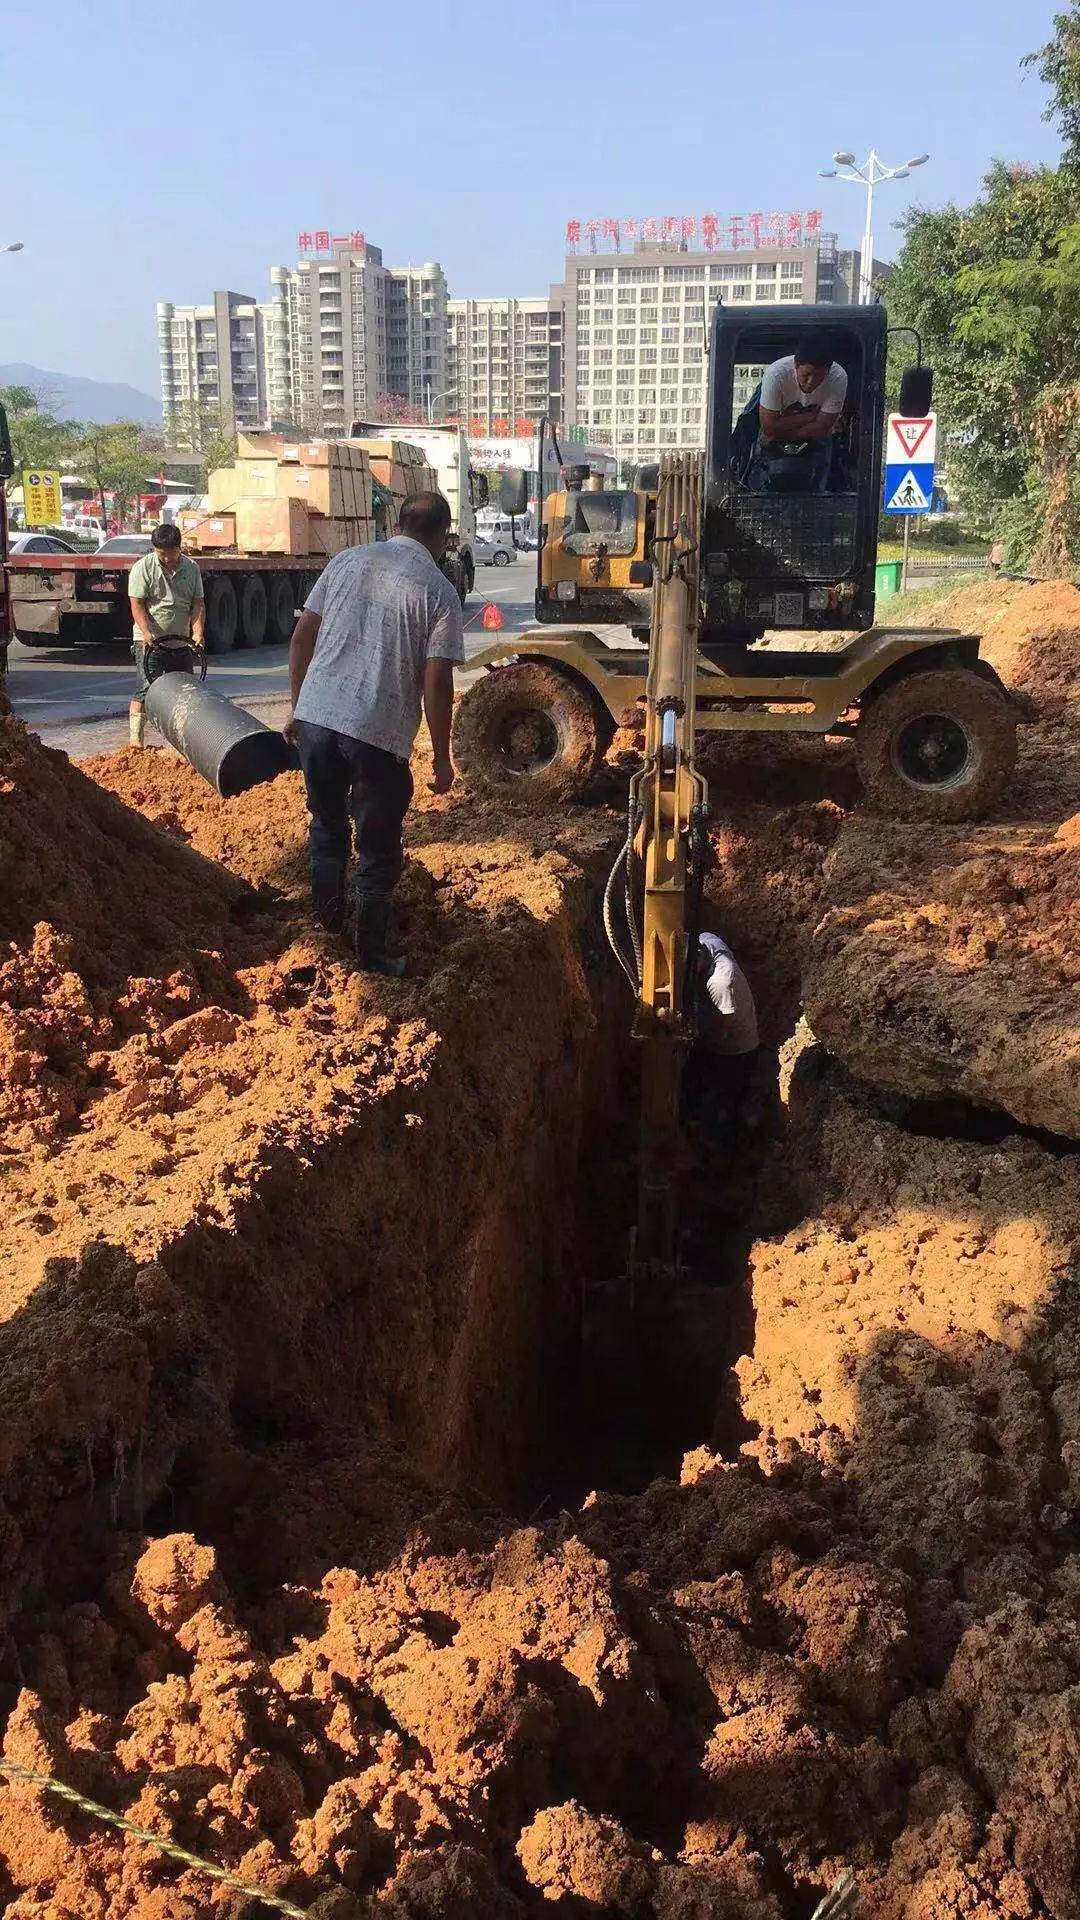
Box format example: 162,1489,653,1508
817,151,929,302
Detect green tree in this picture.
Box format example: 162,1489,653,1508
887,6,1080,567
73,421,149,530
0,384,81,479
165,394,237,486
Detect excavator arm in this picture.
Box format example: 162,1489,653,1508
608,452,709,1290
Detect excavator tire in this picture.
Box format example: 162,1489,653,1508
856,666,1017,821
452,660,605,803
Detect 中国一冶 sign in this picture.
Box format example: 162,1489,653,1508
297,229,366,254
565,211,823,253
23,470,62,527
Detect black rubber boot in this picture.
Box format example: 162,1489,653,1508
352,890,406,977
313,893,345,936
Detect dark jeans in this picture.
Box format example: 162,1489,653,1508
295,720,414,914
133,637,197,696
756,438,832,494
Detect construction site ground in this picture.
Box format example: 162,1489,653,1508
0,576,1077,1918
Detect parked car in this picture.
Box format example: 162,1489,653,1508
474,534,516,568
94,534,154,556
8,532,78,555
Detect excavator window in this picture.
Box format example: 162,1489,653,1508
726,328,863,498
561,491,641,557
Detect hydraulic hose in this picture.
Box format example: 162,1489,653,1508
604,784,643,994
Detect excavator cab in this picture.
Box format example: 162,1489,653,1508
526,421,656,629
702,303,890,646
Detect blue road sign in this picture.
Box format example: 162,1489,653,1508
884,463,935,515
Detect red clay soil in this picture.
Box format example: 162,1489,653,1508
803,579,1079,1134
0,584,1079,1917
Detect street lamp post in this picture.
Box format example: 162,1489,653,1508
423,379,456,424
817,152,929,302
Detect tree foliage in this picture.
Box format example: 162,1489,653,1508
0,383,81,477
886,6,1080,567
72,422,150,528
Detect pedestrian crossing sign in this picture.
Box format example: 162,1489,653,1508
885,466,933,513
884,412,936,516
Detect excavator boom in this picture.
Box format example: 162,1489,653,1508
624,452,709,1287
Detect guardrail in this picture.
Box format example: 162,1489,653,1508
906,555,987,576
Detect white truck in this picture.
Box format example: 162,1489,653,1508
349,419,487,604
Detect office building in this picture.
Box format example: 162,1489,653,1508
157,292,274,446
554,231,846,469
446,296,563,433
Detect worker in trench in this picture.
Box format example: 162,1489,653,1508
287,491,464,975
683,932,761,1146
128,524,205,747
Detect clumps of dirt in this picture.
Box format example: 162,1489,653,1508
9,1376,1080,1920
738,1064,1080,1529
803,580,1079,1134
0,714,248,1153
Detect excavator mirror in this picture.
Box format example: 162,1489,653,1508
500,469,528,516
899,365,933,416
471,470,490,509
0,407,13,482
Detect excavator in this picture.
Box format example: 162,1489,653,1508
451,301,1020,1297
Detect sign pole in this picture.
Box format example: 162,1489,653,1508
901,514,911,592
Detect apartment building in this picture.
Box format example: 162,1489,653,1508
157,292,274,445
265,243,448,434
446,296,563,432
555,233,843,469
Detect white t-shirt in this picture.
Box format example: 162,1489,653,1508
298,535,464,759
760,354,847,426
697,933,759,1056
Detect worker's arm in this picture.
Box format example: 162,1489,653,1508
288,609,321,707
129,596,153,642
424,657,455,794
190,597,206,649
759,405,840,444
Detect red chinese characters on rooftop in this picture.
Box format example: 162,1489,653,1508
297,229,366,254
564,211,823,253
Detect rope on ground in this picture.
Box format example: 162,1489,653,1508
0,1759,310,1917
812,1868,858,1920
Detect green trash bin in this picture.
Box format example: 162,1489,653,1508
875,560,902,600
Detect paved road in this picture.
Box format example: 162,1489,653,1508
7,562,542,759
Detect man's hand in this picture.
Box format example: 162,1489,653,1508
429,754,455,796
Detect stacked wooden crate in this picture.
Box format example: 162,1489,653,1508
348,437,438,523
193,434,376,556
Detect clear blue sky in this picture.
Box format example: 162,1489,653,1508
1,0,1062,395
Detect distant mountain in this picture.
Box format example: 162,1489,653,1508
0,362,160,425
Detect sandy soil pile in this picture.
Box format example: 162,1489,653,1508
803,580,1079,1133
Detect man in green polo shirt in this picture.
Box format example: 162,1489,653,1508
128,523,205,746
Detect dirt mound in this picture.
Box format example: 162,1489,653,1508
804,580,1079,1136
0,714,249,1156
738,1068,1080,1516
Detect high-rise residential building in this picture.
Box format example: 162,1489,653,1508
266,242,448,434
157,292,274,445
446,296,563,433
555,231,845,470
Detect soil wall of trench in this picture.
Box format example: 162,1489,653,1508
0,578,1077,1919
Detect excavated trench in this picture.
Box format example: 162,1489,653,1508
0,576,1078,1919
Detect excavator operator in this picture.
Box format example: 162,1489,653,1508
758,334,848,492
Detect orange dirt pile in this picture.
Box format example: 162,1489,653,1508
1,588,1079,1917
803,579,1079,1134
